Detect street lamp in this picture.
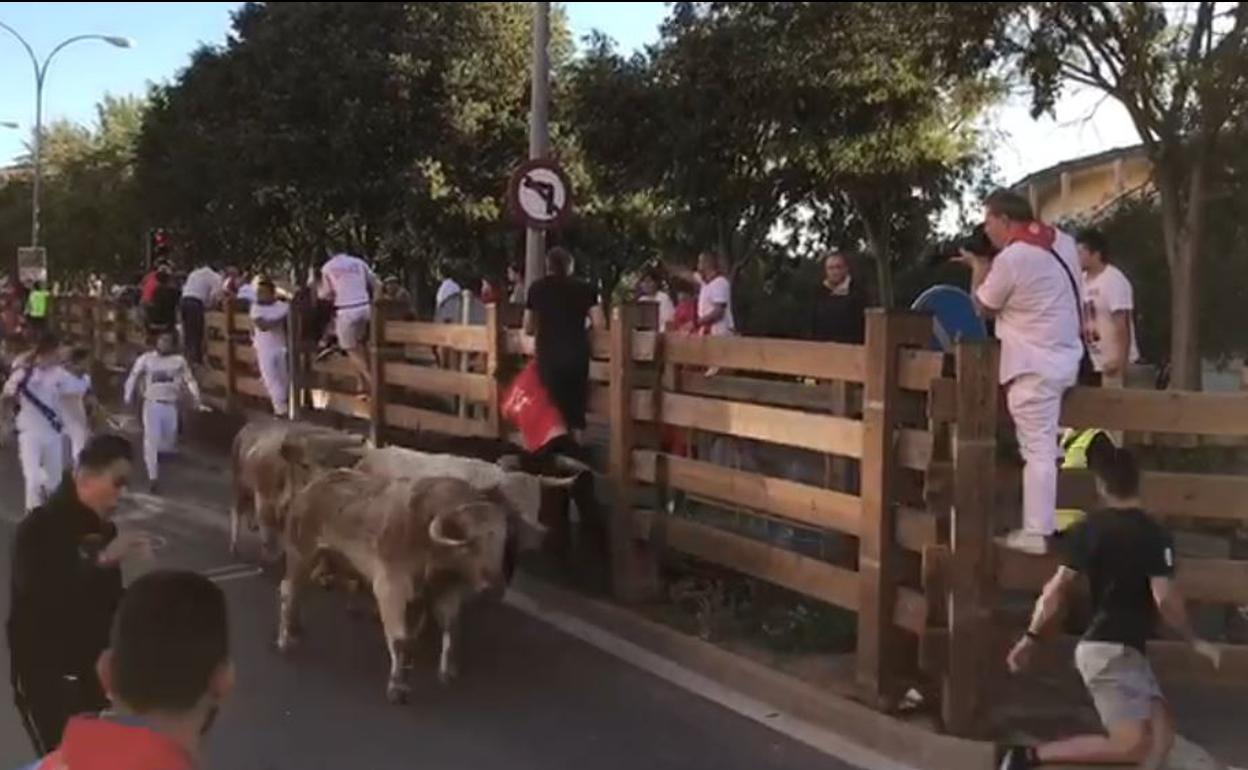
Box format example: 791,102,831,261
0,22,132,249
0,121,18,130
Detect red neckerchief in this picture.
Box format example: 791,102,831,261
1006,221,1056,250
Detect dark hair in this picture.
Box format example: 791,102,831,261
156,271,171,286
1086,434,1139,499
69,346,90,365
257,277,276,290
33,332,59,357
984,189,1034,223
78,434,134,474
698,250,724,271
1077,228,1110,262
546,247,573,277
110,570,229,713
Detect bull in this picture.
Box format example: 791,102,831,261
276,467,534,702
229,420,367,557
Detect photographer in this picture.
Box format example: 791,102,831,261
956,190,1083,555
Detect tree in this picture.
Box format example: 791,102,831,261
1009,2,1248,389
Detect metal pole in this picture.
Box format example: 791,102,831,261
524,1,551,294
31,68,44,248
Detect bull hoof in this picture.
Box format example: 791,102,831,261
438,666,458,686
386,682,410,704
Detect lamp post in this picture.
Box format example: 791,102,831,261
0,22,132,249
524,1,551,293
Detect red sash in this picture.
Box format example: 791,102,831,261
501,361,567,452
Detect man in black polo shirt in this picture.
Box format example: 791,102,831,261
998,437,1221,770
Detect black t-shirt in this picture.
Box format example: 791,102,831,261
1060,507,1175,651
810,282,867,344
525,275,597,364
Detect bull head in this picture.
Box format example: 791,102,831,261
428,510,471,549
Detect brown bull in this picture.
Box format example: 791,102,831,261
277,467,531,703
229,420,366,557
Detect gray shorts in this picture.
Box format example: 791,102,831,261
1075,641,1164,727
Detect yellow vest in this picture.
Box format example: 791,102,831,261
26,290,48,319
1057,428,1104,531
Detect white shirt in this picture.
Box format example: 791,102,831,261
250,300,290,353
61,372,92,430
321,254,376,309
641,290,675,330
182,267,224,304
3,363,89,435
976,231,1082,385
436,278,462,309
125,352,201,405
1083,264,1139,372
237,282,257,304
697,275,735,337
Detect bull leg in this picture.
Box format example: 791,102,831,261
256,494,278,563
433,588,465,685
374,572,416,704
276,549,314,653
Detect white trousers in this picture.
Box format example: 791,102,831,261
257,345,290,417
19,428,63,512
143,400,180,482
66,420,90,470
1006,373,1069,536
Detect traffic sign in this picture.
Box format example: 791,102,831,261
507,158,572,230
16,246,46,284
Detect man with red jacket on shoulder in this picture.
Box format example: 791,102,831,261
16,570,233,770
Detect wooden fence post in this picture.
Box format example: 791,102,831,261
942,341,999,736
224,298,238,413
856,310,930,707
368,301,386,446
485,303,503,439
608,303,659,602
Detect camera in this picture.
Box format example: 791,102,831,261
927,223,998,266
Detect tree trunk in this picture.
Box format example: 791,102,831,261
1157,160,1206,391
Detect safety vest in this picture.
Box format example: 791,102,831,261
26,290,48,319
1056,427,1105,531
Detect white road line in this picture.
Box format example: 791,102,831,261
505,590,920,770
202,565,263,583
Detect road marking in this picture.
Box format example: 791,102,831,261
505,590,920,770
201,564,263,583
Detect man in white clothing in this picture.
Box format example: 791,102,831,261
61,347,96,469
250,278,291,417
181,264,225,365
124,332,206,493
320,251,380,391
958,190,1083,555
1076,229,1139,386
2,335,90,512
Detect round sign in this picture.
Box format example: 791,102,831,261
508,158,573,230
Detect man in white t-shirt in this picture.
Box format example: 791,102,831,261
1076,229,1138,385
637,269,675,331
124,331,206,493
320,251,380,391
181,264,225,364
666,251,735,337
958,190,1083,555
250,277,291,417
435,273,462,313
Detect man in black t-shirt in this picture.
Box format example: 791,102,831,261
998,438,1221,770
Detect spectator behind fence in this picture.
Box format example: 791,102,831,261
1077,228,1139,386
180,264,225,365
998,441,1221,770
507,263,525,305
14,570,233,770
809,251,866,344
145,271,180,336
8,434,151,756
956,189,1084,555
636,268,675,331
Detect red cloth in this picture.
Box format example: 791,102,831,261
139,271,160,304
501,360,567,452
668,298,698,334
1006,221,1056,250
38,715,193,770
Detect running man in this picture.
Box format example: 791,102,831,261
123,331,206,493
61,347,97,469
998,439,1221,770
319,249,379,392
249,277,290,417
2,334,89,512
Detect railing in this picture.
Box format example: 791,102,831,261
51,294,1247,737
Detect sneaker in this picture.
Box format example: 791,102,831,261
997,745,1037,770
998,529,1049,556
149,480,159,495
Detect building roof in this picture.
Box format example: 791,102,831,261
1011,143,1147,191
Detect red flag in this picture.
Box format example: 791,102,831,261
501,360,567,452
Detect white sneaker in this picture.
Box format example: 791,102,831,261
999,530,1049,556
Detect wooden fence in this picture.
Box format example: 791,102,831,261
50,294,1247,738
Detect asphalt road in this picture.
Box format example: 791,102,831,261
0,439,860,770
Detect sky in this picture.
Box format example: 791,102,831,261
0,1,1140,186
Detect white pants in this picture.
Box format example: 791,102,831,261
143,400,180,482
66,420,90,470
1006,373,1070,536
257,345,290,417
19,429,63,512
335,305,371,350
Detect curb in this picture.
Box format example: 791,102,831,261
505,574,995,770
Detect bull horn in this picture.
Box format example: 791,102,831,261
537,474,578,489
551,453,594,476
428,513,469,548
